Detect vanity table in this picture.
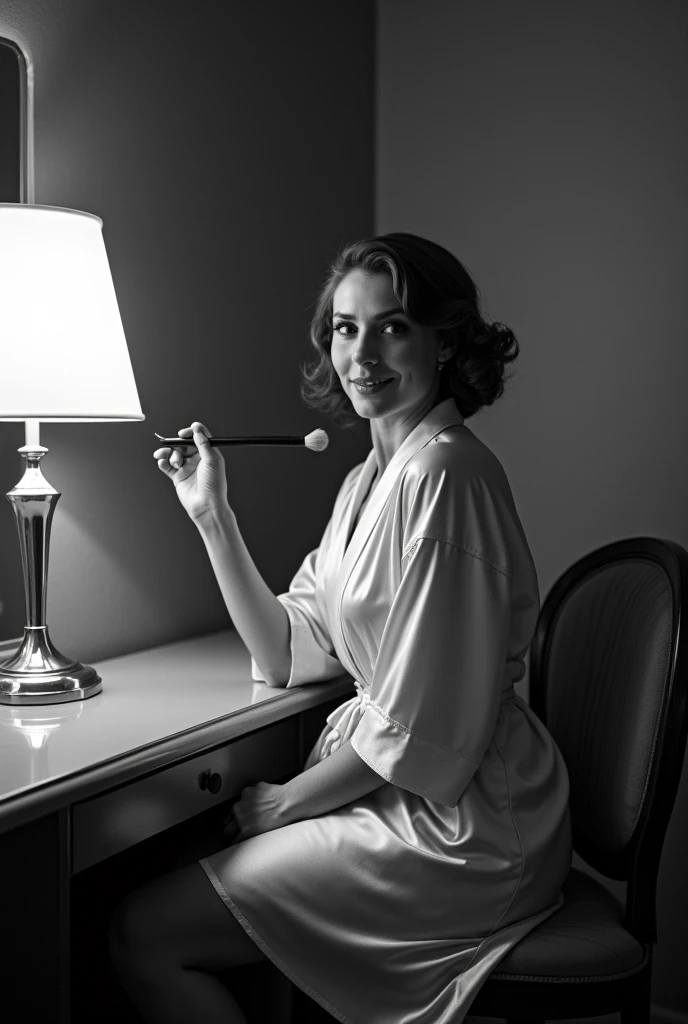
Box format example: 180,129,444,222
0,628,356,1024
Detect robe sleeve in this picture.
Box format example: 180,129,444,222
350,535,512,806
250,542,347,689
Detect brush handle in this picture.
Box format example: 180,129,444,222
157,436,305,447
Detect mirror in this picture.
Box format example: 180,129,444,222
0,38,26,202
0,37,29,642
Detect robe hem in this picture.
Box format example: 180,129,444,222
350,734,458,807
197,856,354,1024
362,697,482,759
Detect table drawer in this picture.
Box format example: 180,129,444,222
72,718,298,873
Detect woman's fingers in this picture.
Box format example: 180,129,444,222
154,423,206,472
153,447,174,471
190,422,213,451
154,446,186,471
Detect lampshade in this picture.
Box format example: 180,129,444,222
0,203,144,422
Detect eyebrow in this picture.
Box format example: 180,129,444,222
332,307,406,321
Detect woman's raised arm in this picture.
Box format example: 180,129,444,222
154,421,292,685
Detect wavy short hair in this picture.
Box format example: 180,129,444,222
299,232,519,429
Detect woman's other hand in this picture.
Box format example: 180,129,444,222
153,421,231,525
221,781,290,845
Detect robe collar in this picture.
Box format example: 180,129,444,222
340,397,466,577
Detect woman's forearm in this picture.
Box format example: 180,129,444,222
280,739,386,824
195,506,292,686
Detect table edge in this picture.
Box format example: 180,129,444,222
0,675,356,836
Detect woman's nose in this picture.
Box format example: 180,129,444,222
352,329,380,365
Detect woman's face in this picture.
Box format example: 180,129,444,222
330,269,445,424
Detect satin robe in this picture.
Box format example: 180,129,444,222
199,397,572,1024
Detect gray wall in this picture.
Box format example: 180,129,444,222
0,0,374,658
376,0,688,1015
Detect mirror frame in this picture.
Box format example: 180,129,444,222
0,36,32,202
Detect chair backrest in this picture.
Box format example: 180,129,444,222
529,537,688,945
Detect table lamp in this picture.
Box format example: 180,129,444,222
0,203,145,705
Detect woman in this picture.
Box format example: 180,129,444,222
108,233,572,1024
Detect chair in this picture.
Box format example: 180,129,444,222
469,535,688,1024
291,536,688,1024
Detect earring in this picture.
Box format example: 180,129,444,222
437,359,445,371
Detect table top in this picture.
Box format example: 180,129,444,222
0,628,354,833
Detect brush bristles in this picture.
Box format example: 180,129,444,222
304,428,329,452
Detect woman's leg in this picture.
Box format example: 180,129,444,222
107,861,271,1024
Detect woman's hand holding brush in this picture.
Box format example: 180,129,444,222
153,422,231,526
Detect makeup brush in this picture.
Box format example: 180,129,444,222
153,429,329,452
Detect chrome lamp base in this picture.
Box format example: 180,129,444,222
0,625,102,705
0,442,102,705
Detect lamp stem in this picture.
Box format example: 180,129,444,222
0,445,102,704
12,444,56,627
25,417,40,447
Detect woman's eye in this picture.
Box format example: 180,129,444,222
333,322,356,335
332,321,407,336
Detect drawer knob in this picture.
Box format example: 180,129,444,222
198,769,223,795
